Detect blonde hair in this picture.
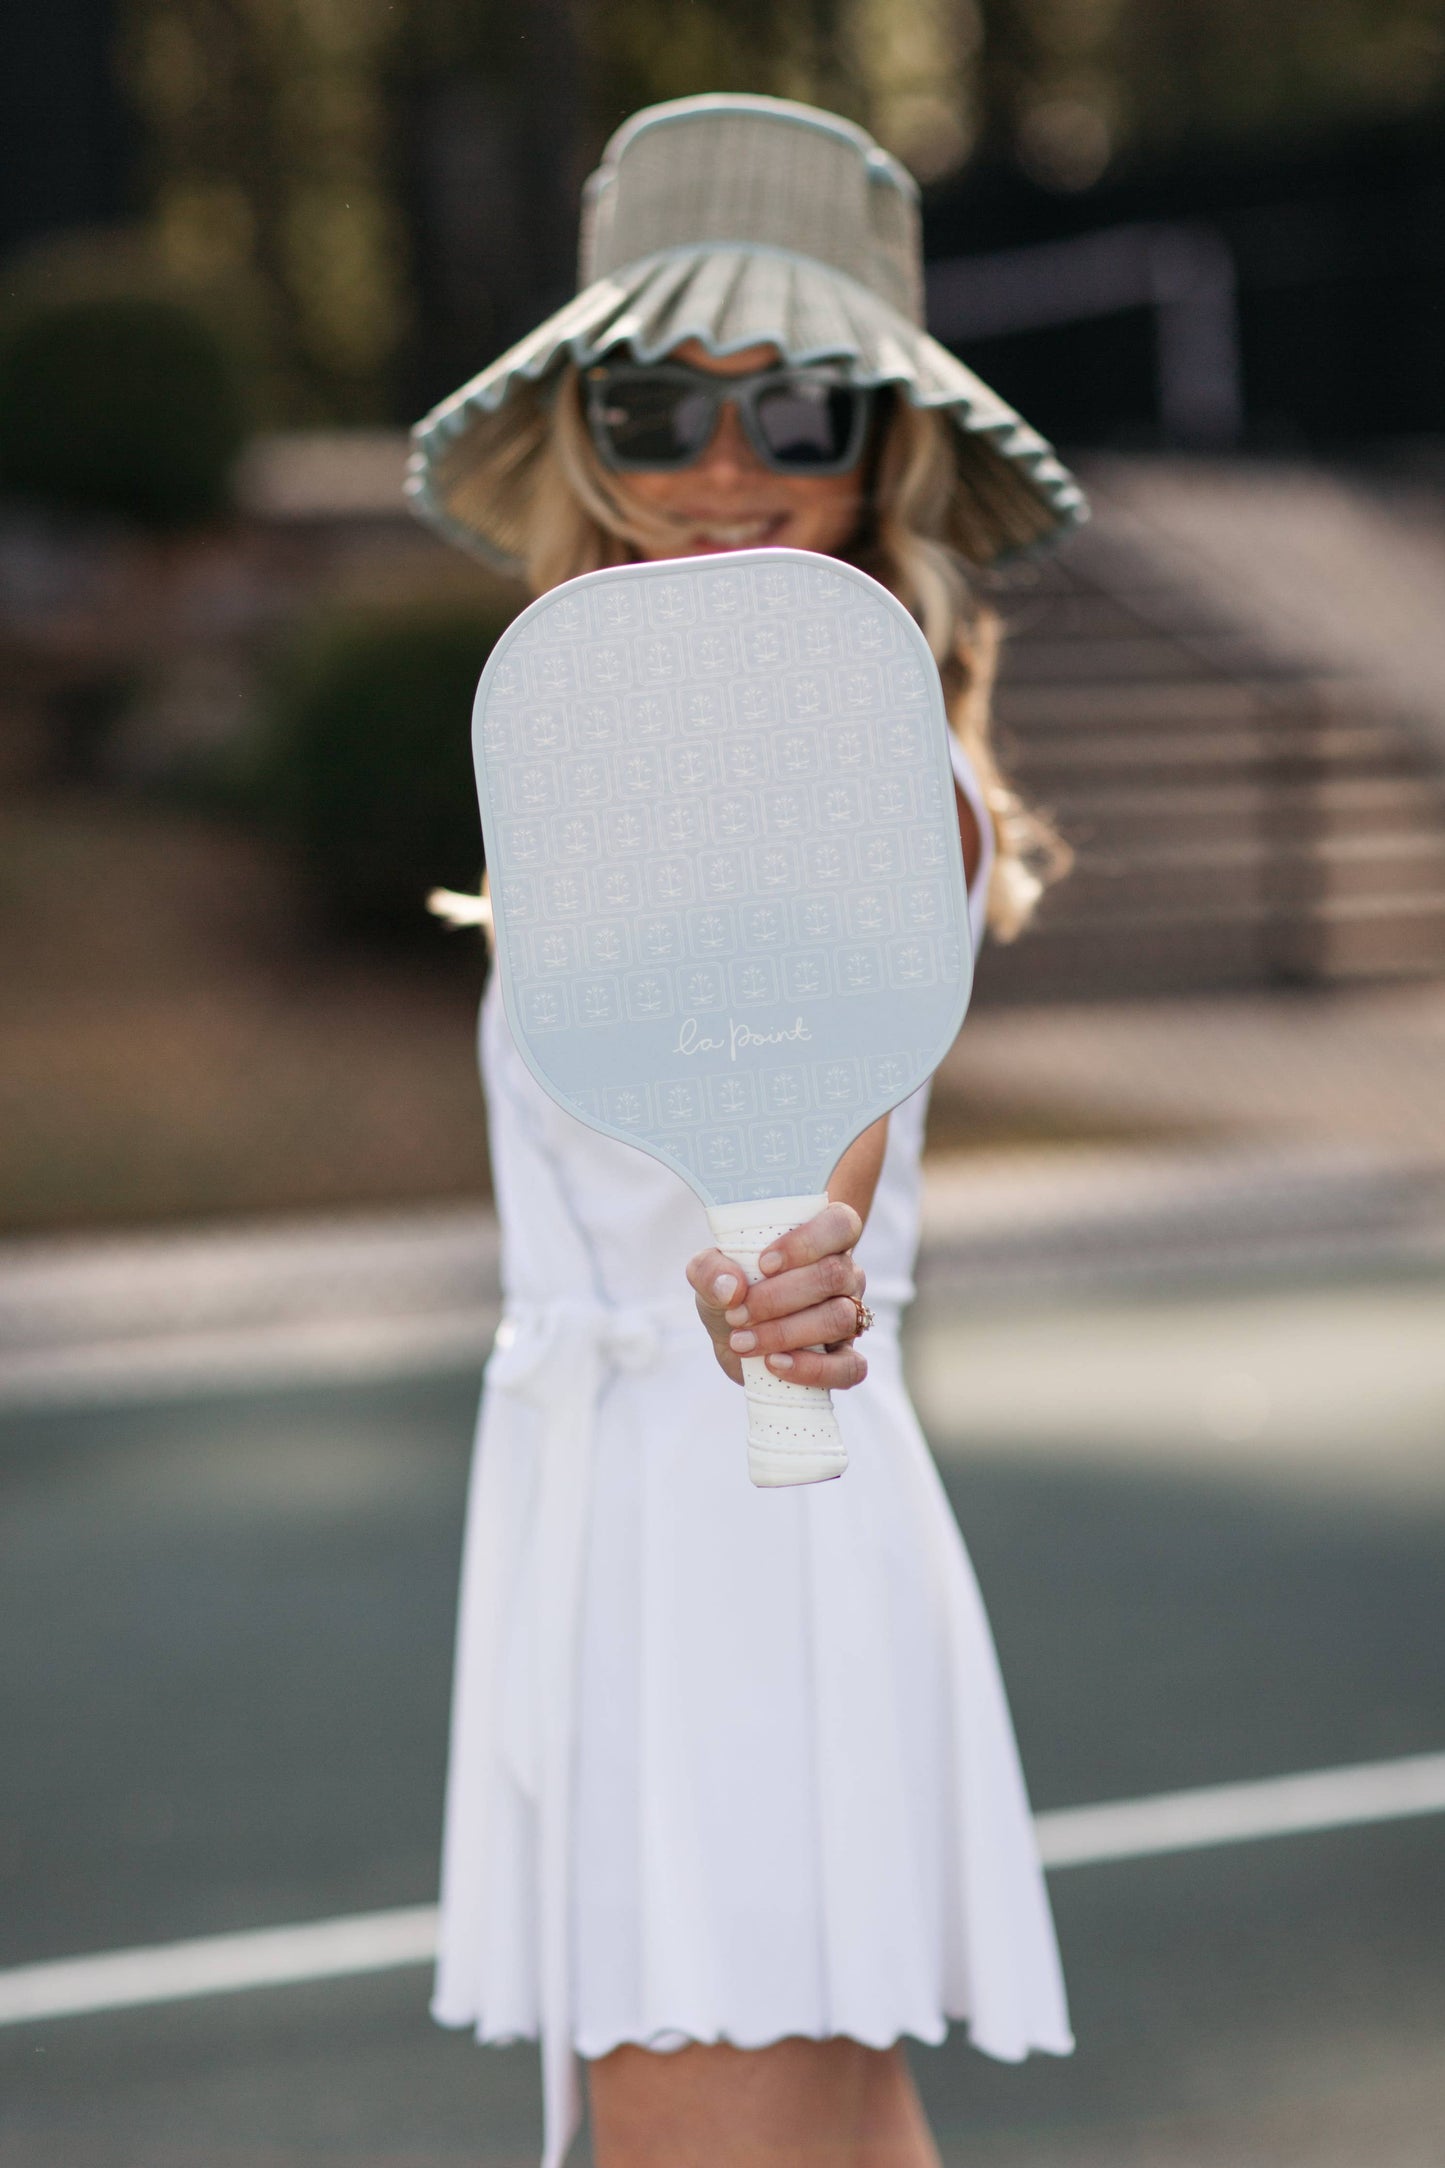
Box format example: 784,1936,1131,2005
434,369,1068,940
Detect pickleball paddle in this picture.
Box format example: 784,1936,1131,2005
472,547,972,1488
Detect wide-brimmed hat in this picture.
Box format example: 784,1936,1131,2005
406,93,1086,572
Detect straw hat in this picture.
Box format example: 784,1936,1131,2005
407,93,1086,571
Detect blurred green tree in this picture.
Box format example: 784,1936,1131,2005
120,0,413,423
972,0,1445,187
1116,0,1445,150
261,602,512,938
0,288,247,526
115,0,1445,419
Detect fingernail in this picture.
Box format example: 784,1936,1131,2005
729,1329,757,1353
767,1353,794,1371
712,1275,738,1302
724,1305,749,1326
758,1250,782,1273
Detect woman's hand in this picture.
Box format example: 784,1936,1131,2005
685,1201,869,1391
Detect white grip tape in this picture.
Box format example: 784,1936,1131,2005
706,1194,848,1490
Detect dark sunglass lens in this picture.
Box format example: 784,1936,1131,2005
590,376,715,468
754,377,862,467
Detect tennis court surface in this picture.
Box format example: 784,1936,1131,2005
2,1184,1443,2168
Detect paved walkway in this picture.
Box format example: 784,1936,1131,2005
941,979,1445,1165
1082,455,1445,763
2,980,1441,1404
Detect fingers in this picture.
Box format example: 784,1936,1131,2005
726,1294,863,1360
726,1249,865,1329
753,1201,862,1278
691,1329,863,1393
686,1203,862,1319
685,1216,871,1396
685,1247,747,1315
763,1345,867,1391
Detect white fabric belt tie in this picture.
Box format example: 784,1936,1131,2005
485,1295,700,2168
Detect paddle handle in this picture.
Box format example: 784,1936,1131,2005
706,1194,848,1490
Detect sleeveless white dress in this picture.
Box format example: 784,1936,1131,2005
432,743,1072,2168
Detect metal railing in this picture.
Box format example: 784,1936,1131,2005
926,221,1243,449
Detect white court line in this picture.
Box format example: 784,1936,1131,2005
3,1751,1443,2031
0,1904,439,2028
1032,1747,1445,1868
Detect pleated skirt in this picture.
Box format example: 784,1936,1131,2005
432,1313,1072,2081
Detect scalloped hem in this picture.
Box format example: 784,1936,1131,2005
432,1999,1075,2067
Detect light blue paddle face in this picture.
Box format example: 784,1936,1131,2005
473,548,972,1207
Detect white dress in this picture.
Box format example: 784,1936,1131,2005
432,743,1073,2168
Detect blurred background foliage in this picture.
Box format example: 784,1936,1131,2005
259,603,509,938
0,289,247,528
4,0,1433,428
1,0,1443,1230
2,0,1441,956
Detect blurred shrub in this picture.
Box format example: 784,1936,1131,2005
0,294,247,528
262,605,511,937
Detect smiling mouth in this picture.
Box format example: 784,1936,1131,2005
684,513,789,549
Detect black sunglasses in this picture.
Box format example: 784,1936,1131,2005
583,360,874,477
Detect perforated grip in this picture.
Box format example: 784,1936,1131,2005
706,1194,848,1489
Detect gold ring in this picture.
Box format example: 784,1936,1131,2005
848,1296,874,1339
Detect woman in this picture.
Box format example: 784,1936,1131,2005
410,93,1085,2168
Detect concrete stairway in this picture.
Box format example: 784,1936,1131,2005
981,502,1445,1002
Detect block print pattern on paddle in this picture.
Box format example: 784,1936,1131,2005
474,552,971,1203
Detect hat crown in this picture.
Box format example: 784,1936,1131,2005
580,94,924,325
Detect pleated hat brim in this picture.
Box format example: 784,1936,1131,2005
407,244,1087,574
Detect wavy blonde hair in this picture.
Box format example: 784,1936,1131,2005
435,368,1068,941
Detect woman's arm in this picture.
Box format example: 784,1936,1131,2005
957,782,983,889
687,770,983,1391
